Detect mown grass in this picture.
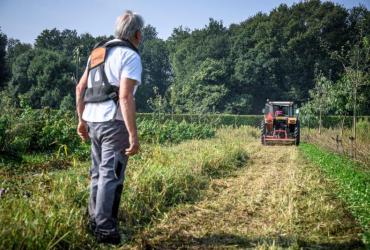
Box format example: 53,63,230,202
0,127,253,249
137,138,364,249
299,143,370,246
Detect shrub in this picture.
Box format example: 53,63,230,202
137,118,216,144
0,116,8,150
5,107,42,154
357,118,370,142
38,110,81,152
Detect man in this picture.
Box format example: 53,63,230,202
75,10,143,244
275,106,284,116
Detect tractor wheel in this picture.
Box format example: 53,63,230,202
294,121,300,146
260,119,266,145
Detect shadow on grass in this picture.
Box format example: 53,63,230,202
0,153,72,175
141,233,365,250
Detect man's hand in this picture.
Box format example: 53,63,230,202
125,134,139,156
119,77,139,156
77,121,89,141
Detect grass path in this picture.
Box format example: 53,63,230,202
129,141,364,249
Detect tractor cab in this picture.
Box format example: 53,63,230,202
263,101,298,118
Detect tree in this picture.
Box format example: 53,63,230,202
35,28,63,51
332,35,370,155
2,1,369,115
60,93,75,111
9,49,74,108
8,50,35,96
329,75,353,135
228,0,351,112
6,38,32,64
307,74,333,134
168,19,230,113
300,101,318,131
136,26,171,112
0,28,7,89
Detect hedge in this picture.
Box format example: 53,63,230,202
137,113,262,127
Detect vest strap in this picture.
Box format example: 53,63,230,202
84,39,140,105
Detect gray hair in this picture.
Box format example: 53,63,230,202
115,10,144,40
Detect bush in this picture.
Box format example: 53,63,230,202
137,113,262,127
0,109,220,156
357,118,370,142
137,119,216,144
38,110,81,152
0,116,8,150
301,115,370,129
4,107,42,154
0,108,81,155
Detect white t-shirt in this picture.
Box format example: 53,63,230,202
82,39,142,122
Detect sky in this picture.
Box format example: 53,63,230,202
0,0,369,44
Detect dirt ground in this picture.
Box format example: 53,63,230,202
126,141,364,250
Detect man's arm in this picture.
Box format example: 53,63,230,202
75,68,89,141
119,77,139,156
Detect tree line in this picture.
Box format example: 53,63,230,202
0,0,369,115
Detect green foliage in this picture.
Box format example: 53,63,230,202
300,143,370,245
3,106,40,153
357,118,370,141
0,109,228,156
300,73,333,130
300,114,369,128
301,31,370,132
0,27,8,88
136,28,171,112
38,110,81,152
8,48,75,108
168,19,231,113
0,119,6,146
137,113,262,127
6,38,32,71
138,119,216,144
163,1,370,114
60,94,75,111
2,2,370,115
0,106,367,156
0,107,82,155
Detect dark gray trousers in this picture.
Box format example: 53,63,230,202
87,120,129,231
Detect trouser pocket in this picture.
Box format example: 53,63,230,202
113,152,127,179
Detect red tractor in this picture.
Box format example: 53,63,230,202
261,100,300,145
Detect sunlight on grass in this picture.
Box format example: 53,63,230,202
0,127,255,249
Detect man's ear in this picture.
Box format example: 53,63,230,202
136,31,142,42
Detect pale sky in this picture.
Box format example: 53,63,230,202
0,0,369,44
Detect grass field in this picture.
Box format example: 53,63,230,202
0,126,369,249
0,127,252,249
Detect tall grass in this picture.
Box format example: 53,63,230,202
302,119,370,166
0,127,254,249
299,143,370,245
0,108,217,156
137,118,215,144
